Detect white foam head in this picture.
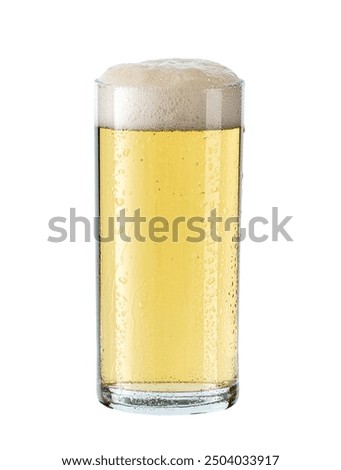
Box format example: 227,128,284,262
96,59,243,130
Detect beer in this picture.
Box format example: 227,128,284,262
96,59,244,413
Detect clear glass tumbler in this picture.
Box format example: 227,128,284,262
95,59,244,414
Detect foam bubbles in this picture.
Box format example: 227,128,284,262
96,59,243,130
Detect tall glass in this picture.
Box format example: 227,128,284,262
95,59,244,414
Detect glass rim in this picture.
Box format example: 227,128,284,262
94,79,244,90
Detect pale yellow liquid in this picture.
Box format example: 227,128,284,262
98,128,241,392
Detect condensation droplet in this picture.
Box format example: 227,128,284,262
115,197,124,206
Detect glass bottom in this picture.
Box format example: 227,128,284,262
99,382,238,415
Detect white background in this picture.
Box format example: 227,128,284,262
1,1,340,469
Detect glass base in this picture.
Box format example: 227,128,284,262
99,383,238,415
